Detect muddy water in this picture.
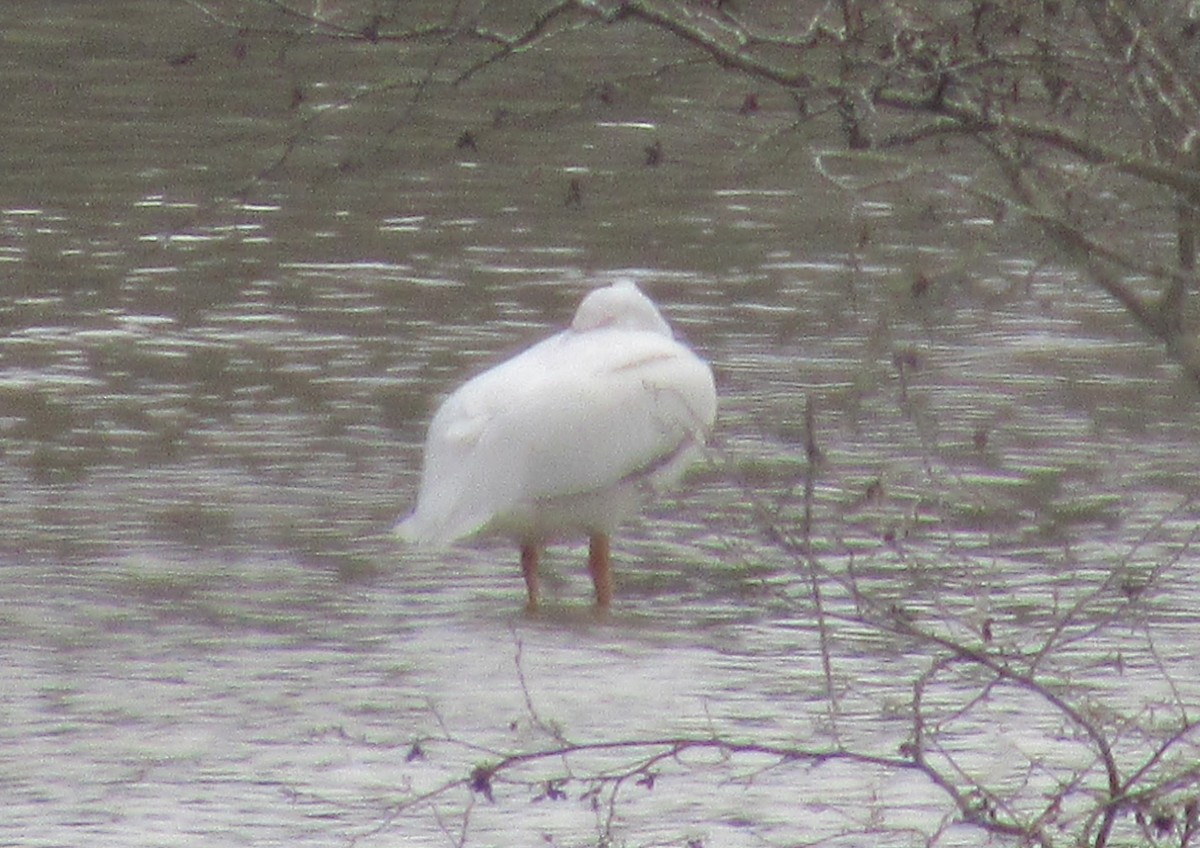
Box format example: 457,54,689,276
2,3,1199,846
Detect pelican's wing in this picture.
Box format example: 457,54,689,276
513,330,716,501
396,329,716,546
394,365,529,546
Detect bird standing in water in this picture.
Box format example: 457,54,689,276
396,280,717,610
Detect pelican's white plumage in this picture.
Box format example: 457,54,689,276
396,280,716,609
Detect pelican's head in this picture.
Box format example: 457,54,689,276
571,280,672,337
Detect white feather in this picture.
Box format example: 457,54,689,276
396,280,716,547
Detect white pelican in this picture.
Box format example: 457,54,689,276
396,280,717,610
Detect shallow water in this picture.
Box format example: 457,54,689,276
3,3,1200,846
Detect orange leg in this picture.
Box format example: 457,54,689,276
520,544,540,611
587,533,613,609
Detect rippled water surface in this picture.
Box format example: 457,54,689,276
3,3,1200,846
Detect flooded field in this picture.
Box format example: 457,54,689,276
2,3,1198,846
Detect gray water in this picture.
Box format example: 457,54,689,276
3,3,1199,846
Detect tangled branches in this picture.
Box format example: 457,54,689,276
333,442,1200,847
184,0,1200,384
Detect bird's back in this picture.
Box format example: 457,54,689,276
396,322,715,546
